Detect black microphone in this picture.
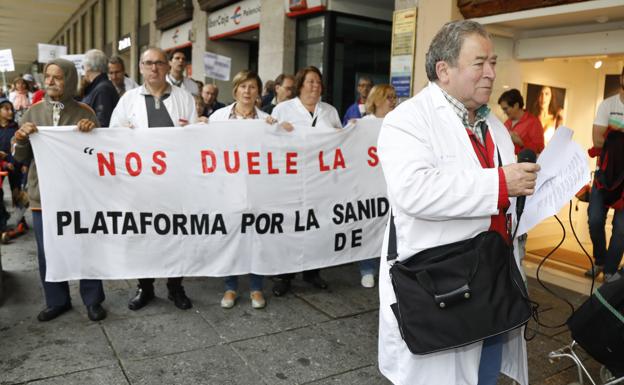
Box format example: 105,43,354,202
515,148,537,219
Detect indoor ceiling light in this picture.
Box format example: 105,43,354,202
594,60,603,69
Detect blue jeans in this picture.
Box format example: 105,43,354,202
588,186,624,275
359,258,378,276
477,334,503,385
33,211,105,307
224,274,264,292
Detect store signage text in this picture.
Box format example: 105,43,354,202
208,0,261,39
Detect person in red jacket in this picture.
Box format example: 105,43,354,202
498,89,545,155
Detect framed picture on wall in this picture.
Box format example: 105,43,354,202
603,74,621,99
525,83,566,143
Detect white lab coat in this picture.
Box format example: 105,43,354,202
109,85,197,128
166,74,199,96
376,82,528,385
123,76,139,92
271,97,342,131
209,103,269,121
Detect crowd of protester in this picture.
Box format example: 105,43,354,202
3,41,574,322
5,46,397,322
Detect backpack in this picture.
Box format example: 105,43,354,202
567,270,624,377
595,131,624,209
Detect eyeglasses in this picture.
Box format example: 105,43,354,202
141,60,167,68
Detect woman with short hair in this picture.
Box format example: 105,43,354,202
358,84,397,288
270,66,341,296
210,70,271,309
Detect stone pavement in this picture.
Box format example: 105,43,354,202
0,212,608,385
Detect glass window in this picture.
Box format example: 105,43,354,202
296,16,325,73
333,16,391,115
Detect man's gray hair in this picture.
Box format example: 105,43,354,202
84,49,109,74
425,20,490,81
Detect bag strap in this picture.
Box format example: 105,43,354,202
386,212,398,262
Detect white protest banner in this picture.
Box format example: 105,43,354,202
204,52,232,81
30,120,388,281
60,54,85,76
38,43,67,63
0,49,15,72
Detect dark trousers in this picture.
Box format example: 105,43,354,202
588,186,624,275
137,277,183,292
277,269,321,281
33,211,105,307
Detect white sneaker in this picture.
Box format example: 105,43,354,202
220,290,237,308
250,291,266,309
361,274,375,288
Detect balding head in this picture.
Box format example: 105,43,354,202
139,47,170,89
202,84,219,106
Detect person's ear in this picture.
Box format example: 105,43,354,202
436,61,451,84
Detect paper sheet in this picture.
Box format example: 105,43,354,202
516,127,590,234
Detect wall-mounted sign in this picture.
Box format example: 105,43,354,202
60,54,85,76
161,21,193,50
0,49,15,72
204,51,232,81
390,8,417,99
284,0,326,17
118,35,132,52
208,0,260,40
38,43,68,63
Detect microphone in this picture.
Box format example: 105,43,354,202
515,148,537,219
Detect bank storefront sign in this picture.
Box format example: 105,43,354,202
208,0,261,40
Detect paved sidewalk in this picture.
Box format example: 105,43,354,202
0,212,607,385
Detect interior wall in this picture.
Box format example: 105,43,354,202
491,35,624,245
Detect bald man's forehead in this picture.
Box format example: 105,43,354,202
142,49,167,62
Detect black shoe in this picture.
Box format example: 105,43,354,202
37,303,72,322
168,287,192,310
86,304,107,321
303,274,328,289
272,279,291,296
128,288,155,311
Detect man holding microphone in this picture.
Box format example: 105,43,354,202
377,20,539,385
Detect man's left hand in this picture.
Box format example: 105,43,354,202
77,119,96,132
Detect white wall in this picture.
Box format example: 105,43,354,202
491,34,623,243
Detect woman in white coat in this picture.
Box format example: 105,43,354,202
210,70,272,309
271,66,342,132
270,66,342,296
377,21,537,385
356,84,397,288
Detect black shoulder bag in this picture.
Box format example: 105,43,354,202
387,214,532,354
387,147,532,354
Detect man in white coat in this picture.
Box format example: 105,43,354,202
377,20,539,385
110,47,196,311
